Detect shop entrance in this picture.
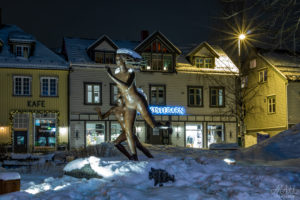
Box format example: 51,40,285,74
14,131,27,153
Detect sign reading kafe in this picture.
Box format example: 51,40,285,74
149,105,186,116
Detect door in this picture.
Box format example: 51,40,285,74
14,131,27,153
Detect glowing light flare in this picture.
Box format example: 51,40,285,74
223,158,236,165
59,127,68,135
239,34,246,40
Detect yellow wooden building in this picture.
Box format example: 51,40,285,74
243,48,300,147
0,25,69,153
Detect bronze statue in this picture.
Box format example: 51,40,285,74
94,95,153,160
105,49,161,161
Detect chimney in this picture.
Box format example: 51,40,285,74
141,30,149,41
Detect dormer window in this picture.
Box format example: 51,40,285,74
194,57,214,68
16,45,30,58
141,40,173,72
94,51,115,64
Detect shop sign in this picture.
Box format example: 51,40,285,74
27,100,45,108
149,105,186,116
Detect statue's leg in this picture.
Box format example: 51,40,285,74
124,108,138,161
134,135,154,158
113,132,132,160
137,103,156,128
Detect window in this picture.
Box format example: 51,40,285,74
13,113,29,129
241,76,248,88
84,83,101,104
110,83,119,105
188,86,203,107
15,45,30,58
41,77,58,96
141,40,173,72
259,69,267,83
194,57,214,68
110,122,122,141
86,122,105,146
210,87,224,107
185,124,203,148
34,113,57,147
267,96,276,114
249,59,256,69
150,85,165,105
94,52,115,64
13,76,31,96
207,124,224,147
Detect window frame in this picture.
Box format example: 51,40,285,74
258,68,268,83
84,82,102,105
15,45,30,58
110,83,119,105
40,77,59,97
149,84,166,105
194,57,214,68
267,95,276,114
187,86,203,107
13,75,32,96
209,87,225,108
94,51,115,64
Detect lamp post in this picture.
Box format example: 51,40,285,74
238,33,246,147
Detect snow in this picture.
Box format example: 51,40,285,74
0,146,299,200
0,172,20,180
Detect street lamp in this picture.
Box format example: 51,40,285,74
238,33,246,57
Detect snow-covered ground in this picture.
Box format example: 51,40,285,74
1,145,299,200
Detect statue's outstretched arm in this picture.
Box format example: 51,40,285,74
95,107,116,120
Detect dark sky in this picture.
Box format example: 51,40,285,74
1,0,221,48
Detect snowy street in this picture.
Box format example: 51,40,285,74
1,145,299,200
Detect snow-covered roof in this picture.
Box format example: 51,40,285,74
258,49,300,81
176,42,239,74
63,36,140,65
0,25,68,70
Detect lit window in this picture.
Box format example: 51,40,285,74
194,57,214,68
13,76,31,96
267,96,276,114
86,122,105,146
207,124,224,147
259,69,267,83
249,59,256,69
241,76,248,88
110,84,119,105
34,114,57,147
188,87,203,107
41,77,58,96
210,87,224,107
150,85,165,105
140,40,173,72
15,45,30,58
85,83,101,104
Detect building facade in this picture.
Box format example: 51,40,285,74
243,48,300,147
63,32,238,149
0,25,68,153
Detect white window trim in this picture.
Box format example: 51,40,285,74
40,77,58,96
15,45,30,58
13,76,32,96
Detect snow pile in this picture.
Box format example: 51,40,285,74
1,155,300,200
0,172,20,180
233,123,300,162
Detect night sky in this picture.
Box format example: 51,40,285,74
1,0,221,48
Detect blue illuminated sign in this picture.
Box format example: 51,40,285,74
149,105,186,116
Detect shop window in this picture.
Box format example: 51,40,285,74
207,124,224,147
185,124,203,148
95,52,115,64
188,86,203,107
41,77,58,96
110,84,119,105
150,85,165,105
86,122,105,146
267,95,276,114
210,87,224,107
258,69,268,83
111,122,122,141
13,76,32,96
34,117,56,147
84,83,102,104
